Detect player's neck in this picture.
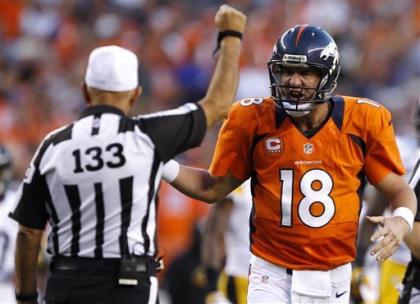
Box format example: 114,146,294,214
290,101,331,132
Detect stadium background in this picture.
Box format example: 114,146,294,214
0,0,419,303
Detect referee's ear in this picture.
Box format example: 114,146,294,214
130,86,142,107
81,82,91,105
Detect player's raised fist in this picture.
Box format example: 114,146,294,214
215,4,246,34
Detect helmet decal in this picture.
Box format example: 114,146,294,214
320,41,340,76
282,54,307,64
294,25,308,47
320,42,338,61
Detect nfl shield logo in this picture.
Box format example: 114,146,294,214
303,143,313,154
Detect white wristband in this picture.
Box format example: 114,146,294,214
162,160,180,183
392,207,414,232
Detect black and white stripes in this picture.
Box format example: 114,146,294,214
409,156,420,191
11,103,206,258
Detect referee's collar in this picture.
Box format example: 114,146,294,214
79,105,126,119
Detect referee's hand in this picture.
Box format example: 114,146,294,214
215,4,246,34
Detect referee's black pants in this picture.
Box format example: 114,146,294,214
44,256,159,304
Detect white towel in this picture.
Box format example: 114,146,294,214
291,269,331,297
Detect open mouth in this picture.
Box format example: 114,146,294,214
288,90,304,101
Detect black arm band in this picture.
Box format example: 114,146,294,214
213,30,243,56
15,291,38,301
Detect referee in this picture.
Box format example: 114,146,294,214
10,5,246,304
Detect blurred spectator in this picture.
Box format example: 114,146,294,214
1,0,419,301
163,224,207,304
1,0,418,176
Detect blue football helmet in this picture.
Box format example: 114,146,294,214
268,24,340,116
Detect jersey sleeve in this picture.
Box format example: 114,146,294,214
136,103,206,162
9,140,50,229
209,103,253,181
364,106,405,185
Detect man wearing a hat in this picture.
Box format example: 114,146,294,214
10,5,246,304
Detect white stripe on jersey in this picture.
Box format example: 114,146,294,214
409,156,420,189
135,103,198,119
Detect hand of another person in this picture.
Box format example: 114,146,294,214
367,215,410,262
214,4,247,34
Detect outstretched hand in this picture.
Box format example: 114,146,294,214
215,4,247,34
367,215,410,262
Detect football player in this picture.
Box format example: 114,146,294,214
201,179,252,304
163,25,417,303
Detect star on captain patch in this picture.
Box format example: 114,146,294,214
303,143,314,155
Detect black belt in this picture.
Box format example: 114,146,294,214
51,255,153,273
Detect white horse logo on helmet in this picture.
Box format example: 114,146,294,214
320,42,338,61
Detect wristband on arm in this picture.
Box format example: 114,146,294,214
213,30,243,56
392,207,415,232
162,160,180,183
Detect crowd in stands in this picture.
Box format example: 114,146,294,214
0,0,419,299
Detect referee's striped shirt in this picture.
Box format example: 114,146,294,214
10,103,206,258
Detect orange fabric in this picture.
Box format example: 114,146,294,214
210,96,404,270
157,182,210,269
0,1,23,38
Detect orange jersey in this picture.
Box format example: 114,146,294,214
210,96,404,270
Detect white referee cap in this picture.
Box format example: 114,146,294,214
85,45,138,92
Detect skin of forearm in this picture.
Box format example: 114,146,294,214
388,189,417,215
201,231,225,270
15,226,43,293
171,168,217,202
386,179,417,215
201,200,233,269
377,174,417,215
171,166,231,203
199,37,241,128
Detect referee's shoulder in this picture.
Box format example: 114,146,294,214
44,122,74,146
35,123,74,156
28,122,74,165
